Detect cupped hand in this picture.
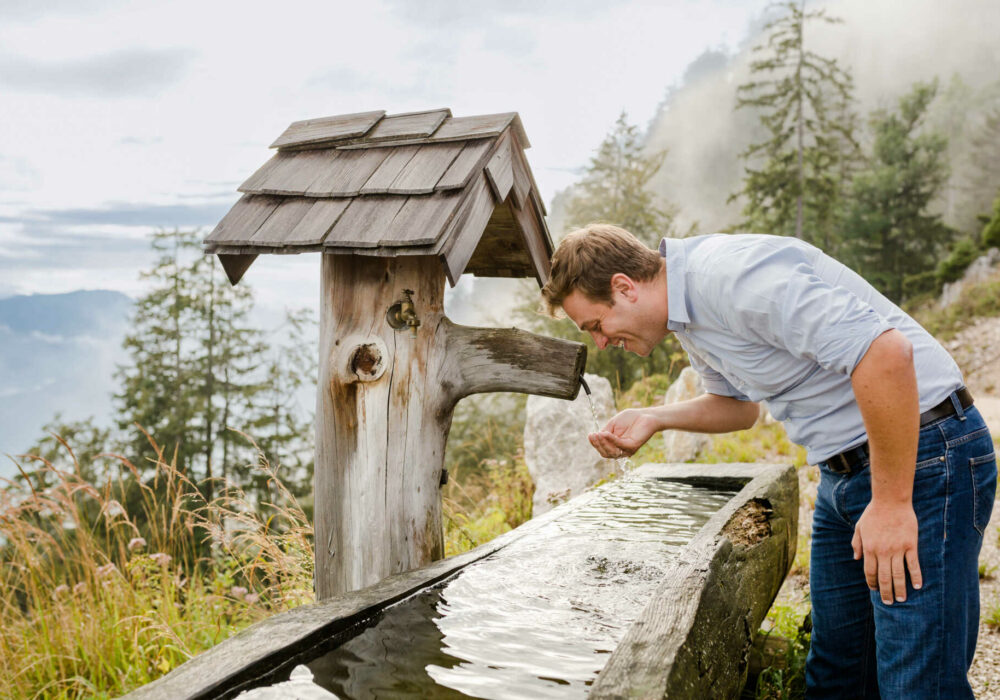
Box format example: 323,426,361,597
588,408,662,459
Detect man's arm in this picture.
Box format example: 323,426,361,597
850,329,923,604
589,393,760,458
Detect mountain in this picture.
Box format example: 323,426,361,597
0,290,132,472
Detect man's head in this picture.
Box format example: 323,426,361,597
541,224,669,356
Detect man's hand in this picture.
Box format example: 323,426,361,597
851,498,923,604
589,408,661,458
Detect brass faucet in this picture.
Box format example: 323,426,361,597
386,289,421,338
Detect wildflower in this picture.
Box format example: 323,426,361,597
96,563,117,578
73,582,87,595
128,536,147,551
245,593,260,604
102,500,125,519
150,552,172,567
230,586,248,600
52,584,70,599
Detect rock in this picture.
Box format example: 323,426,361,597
939,248,1000,309
524,373,616,515
662,367,713,462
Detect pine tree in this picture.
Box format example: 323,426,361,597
840,82,952,303
730,0,859,248
566,112,679,247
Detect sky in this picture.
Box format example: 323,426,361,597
0,0,770,308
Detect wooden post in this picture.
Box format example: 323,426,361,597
315,253,585,599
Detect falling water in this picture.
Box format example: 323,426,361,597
580,376,633,479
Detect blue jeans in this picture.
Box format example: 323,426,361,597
806,404,997,699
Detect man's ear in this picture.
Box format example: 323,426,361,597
609,273,637,301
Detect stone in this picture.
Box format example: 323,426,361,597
939,248,1000,309
662,367,712,462
524,372,616,515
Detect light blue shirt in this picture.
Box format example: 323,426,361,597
659,233,964,464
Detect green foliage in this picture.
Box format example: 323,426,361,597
982,190,1000,248
839,82,953,302
441,458,534,557
565,112,680,247
730,0,859,248
936,238,980,284
702,422,808,468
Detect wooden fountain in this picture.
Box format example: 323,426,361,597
203,109,586,598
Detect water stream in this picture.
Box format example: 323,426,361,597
290,478,737,699
580,376,633,480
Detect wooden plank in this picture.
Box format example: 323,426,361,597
270,110,385,150
434,139,493,191
510,195,551,285
242,150,334,195
238,153,283,193
364,109,450,142
359,146,421,194
247,198,316,247
378,190,463,246
217,254,258,286
204,195,281,244
386,143,464,195
441,175,496,284
431,113,516,141
510,147,530,210
284,198,351,246
484,132,513,202
324,196,409,247
305,147,392,197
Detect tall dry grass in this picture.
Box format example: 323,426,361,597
0,431,313,699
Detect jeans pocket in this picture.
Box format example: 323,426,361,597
970,451,997,535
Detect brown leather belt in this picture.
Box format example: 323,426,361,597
822,387,975,475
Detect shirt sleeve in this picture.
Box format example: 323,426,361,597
712,242,896,376
682,339,752,401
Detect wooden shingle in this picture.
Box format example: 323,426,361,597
206,108,552,287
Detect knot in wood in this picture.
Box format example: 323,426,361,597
350,343,384,381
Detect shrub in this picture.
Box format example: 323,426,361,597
936,238,980,284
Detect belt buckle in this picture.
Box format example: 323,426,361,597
829,452,852,475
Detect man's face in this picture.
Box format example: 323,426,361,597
562,285,664,357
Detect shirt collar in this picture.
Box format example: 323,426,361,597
658,237,690,331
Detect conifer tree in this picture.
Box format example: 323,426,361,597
566,112,679,247
730,0,859,248
840,82,952,303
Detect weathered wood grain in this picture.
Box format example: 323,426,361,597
365,108,450,142
434,138,493,191
248,198,316,246
484,131,514,202
335,112,528,150
464,202,533,278
304,147,391,197
377,190,463,246
283,198,351,246
510,145,530,209
217,254,258,286
243,150,333,195
204,195,281,244
271,110,385,150
440,174,496,285
323,196,408,247
387,142,464,195
510,193,552,285
359,145,420,194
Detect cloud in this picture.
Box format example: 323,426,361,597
0,0,125,22
25,200,234,229
0,48,196,98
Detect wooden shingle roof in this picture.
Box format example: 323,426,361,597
204,108,552,287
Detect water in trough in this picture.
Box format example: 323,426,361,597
267,477,738,700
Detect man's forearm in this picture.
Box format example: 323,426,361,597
851,329,920,502
646,393,760,434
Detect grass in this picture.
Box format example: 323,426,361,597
0,432,313,699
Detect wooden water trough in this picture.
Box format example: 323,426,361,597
203,108,587,599
123,462,798,699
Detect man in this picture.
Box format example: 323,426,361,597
541,224,997,698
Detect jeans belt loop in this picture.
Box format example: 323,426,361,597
950,389,967,421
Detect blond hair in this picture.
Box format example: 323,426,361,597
540,224,662,315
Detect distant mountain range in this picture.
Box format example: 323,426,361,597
0,290,133,474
